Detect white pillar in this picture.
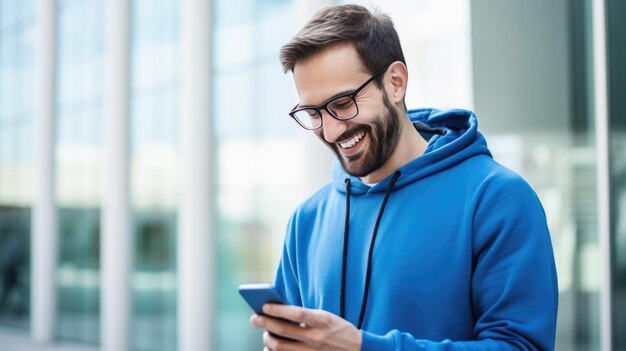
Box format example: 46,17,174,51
31,0,57,343
101,0,132,350
178,1,213,350
592,0,612,350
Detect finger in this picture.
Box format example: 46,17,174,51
254,314,309,342
263,304,331,328
250,314,266,329
264,331,314,351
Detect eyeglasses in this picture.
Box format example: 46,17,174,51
288,65,390,130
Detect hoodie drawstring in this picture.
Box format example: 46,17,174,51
340,171,402,329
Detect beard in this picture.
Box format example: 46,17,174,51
322,92,402,178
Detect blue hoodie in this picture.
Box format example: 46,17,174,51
274,108,558,351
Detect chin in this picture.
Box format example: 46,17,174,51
342,160,371,178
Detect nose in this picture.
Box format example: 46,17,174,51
319,110,348,144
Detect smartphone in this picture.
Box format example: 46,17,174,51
238,283,288,315
239,283,299,341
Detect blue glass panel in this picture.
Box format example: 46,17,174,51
130,0,179,349
213,0,300,350
0,0,17,28
54,0,104,343
0,0,34,330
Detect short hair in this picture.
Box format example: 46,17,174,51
279,4,406,87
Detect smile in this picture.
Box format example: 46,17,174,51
338,132,365,149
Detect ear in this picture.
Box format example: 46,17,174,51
384,61,408,104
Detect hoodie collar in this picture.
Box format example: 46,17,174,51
332,108,492,195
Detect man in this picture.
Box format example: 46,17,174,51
250,4,558,351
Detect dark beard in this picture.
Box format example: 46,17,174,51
322,92,402,177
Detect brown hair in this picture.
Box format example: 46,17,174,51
279,4,406,87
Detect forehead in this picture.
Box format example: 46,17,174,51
292,43,370,105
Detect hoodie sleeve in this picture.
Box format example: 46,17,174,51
360,173,558,351
274,212,303,307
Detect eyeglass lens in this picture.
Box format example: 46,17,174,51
292,96,358,129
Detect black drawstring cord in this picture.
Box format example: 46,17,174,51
340,171,402,330
340,178,351,319
356,171,401,329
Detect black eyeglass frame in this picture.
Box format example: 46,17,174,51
288,64,391,130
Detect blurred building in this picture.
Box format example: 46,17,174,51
0,0,624,350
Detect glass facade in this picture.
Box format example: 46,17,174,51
0,0,623,350
0,0,34,330
130,0,179,350
212,0,302,349
471,1,602,349
54,0,104,343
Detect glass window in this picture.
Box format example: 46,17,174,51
130,0,179,349
0,0,35,330
470,1,600,349
213,0,303,350
54,0,104,343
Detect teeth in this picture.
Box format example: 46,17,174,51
339,132,365,149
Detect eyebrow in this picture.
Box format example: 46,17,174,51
297,88,357,109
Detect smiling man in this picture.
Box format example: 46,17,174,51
292,43,426,185
250,4,558,351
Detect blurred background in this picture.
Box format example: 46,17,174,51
0,0,625,350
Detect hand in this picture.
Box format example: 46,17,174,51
249,304,362,351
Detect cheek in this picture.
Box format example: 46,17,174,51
352,111,381,128
354,99,385,122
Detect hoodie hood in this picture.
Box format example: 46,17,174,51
332,108,492,195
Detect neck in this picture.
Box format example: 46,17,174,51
360,114,428,184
